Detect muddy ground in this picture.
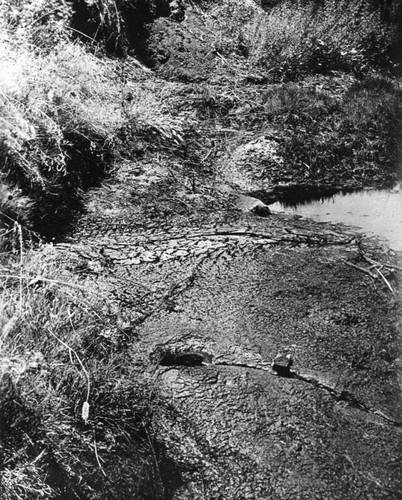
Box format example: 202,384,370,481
55,143,402,498
46,6,402,497
1,2,401,499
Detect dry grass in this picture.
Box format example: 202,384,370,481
0,28,117,239
0,7,186,242
245,0,397,78
0,243,170,499
169,0,398,82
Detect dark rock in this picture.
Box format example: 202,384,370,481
236,194,270,216
252,205,271,217
271,352,293,377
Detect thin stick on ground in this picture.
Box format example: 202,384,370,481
17,223,23,313
92,429,107,477
361,252,402,271
376,267,395,294
47,325,90,405
345,260,377,279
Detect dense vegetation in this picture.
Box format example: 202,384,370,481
0,1,401,498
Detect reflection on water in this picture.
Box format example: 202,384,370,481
270,186,402,250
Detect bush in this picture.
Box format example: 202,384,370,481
243,0,397,79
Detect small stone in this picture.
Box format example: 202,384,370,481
252,205,271,217
272,352,293,377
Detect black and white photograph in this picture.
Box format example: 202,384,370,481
0,1,401,498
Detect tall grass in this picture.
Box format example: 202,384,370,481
0,4,184,243
0,26,120,240
0,244,172,499
244,0,397,79
179,0,398,81
0,4,192,495
272,76,402,186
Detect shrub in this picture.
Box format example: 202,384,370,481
243,0,397,79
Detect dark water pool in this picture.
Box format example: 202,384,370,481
270,185,402,250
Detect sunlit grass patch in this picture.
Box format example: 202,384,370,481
0,36,120,238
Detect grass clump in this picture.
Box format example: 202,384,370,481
244,0,397,79
269,76,402,186
0,31,119,240
0,245,176,499
155,0,398,83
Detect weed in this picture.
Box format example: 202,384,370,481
243,0,397,79
0,245,175,499
159,0,398,82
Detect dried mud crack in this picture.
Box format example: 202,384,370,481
151,341,402,431
2,2,402,499
49,152,402,499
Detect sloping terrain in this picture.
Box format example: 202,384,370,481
1,1,402,499
56,146,402,498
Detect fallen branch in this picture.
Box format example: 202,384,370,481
345,259,397,294
344,261,377,279
376,267,395,294
361,252,402,272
